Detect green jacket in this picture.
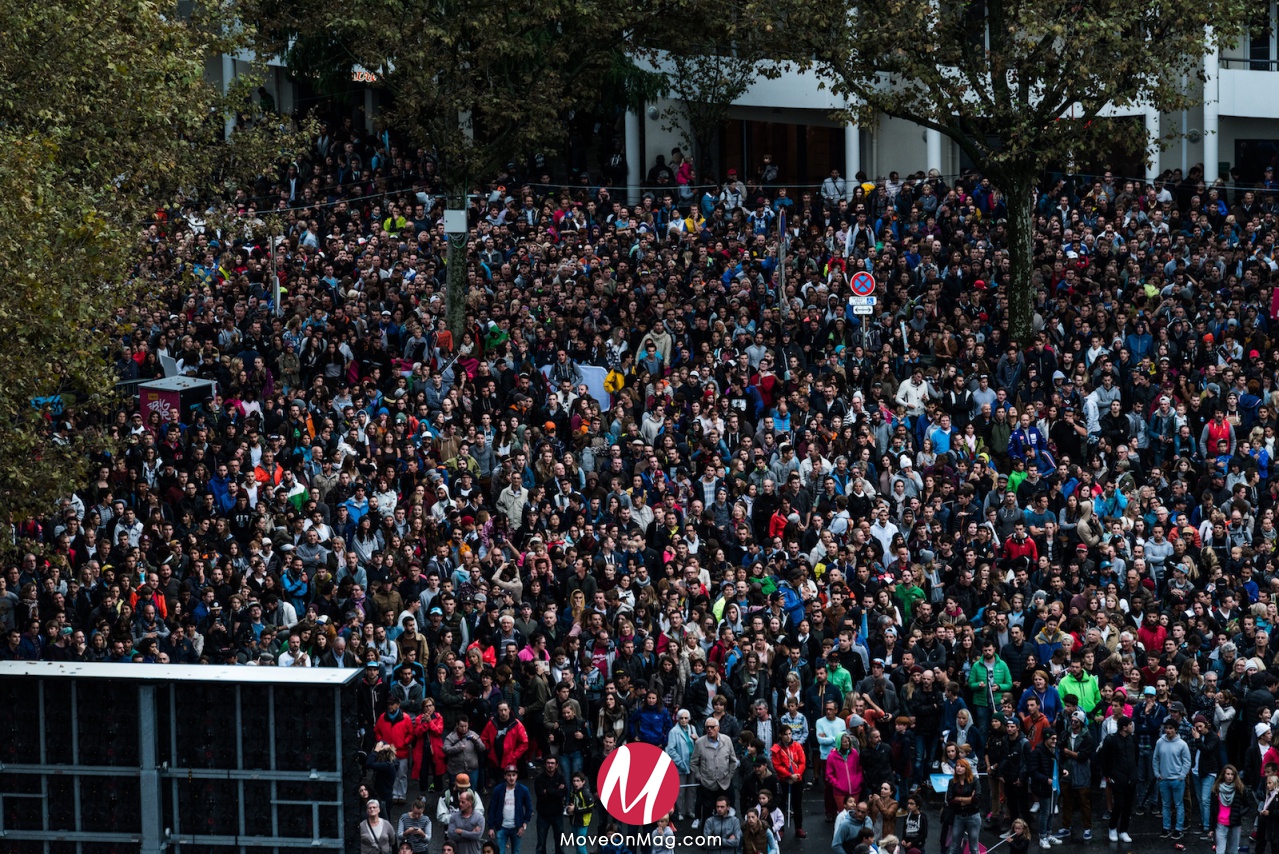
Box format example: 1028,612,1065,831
1057,671,1102,714
966,657,1012,707
828,664,854,700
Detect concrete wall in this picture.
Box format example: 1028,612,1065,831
868,114,938,178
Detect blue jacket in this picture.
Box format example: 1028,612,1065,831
1017,685,1063,724
486,782,533,831
631,705,673,746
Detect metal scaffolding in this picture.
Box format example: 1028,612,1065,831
0,661,362,854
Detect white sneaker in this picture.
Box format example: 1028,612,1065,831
1048,836,1063,846
1030,802,1040,813
1039,840,1051,850
1119,833,1132,843
1109,830,1118,842
691,819,699,830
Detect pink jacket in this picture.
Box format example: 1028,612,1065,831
825,747,863,800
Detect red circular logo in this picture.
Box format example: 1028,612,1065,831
596,742,680,825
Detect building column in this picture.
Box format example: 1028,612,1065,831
845,120,860,190
926,128,943,175
221,54,236,140
626,107,642,205
1145,107,1161,183
1204,26,1220,183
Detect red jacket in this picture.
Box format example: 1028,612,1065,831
1003,535,1038,563
374,711,415,759
771,741,807,781
481,718,529,769
412,711,447,777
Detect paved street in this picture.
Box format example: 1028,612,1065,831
379,770,1206,852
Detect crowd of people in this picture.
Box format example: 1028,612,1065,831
4,112,1279,854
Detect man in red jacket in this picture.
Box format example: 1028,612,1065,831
374,695,415,803
481,702,530,778
1003,522,1038,564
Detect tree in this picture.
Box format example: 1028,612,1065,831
0,0,307,533
248,0,633,336
776,0,1246,341
634,0,777,179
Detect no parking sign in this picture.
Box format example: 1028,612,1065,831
850,270,876,297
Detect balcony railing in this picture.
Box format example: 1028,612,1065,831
1220,56,1279,69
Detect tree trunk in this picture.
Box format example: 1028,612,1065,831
1004,172,1037,346
446,231,467,339
445,190,467,340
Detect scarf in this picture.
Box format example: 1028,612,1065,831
1220,784,1236,808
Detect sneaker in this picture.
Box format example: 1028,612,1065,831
1109,830,1118,843
1083,830,1092,841
1119,833,1132,843
1160,830,1172,839
1102,811,1111,821
796,830,807,839
1172,832,1183,841
1134,806,1146,817
1039,840,1052,850
1031,802,1040,813
1048,836,1063,846
691,820,700,830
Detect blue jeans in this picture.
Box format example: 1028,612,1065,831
1037,794,1054,839
1192,772,1216,831
1158,779,1186,832
972,705,992,738
949,812,982,854
561,751,584,791
915,733,936,783
497,827,523,854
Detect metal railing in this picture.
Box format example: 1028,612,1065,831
1219,56,1279,69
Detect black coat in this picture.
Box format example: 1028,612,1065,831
1099,732,1139,785
861,742,895,794
1027,742,1056,798
357,677,388,731
1245,685,1277,728
1244,740,1271,790
1193,730,1222,777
